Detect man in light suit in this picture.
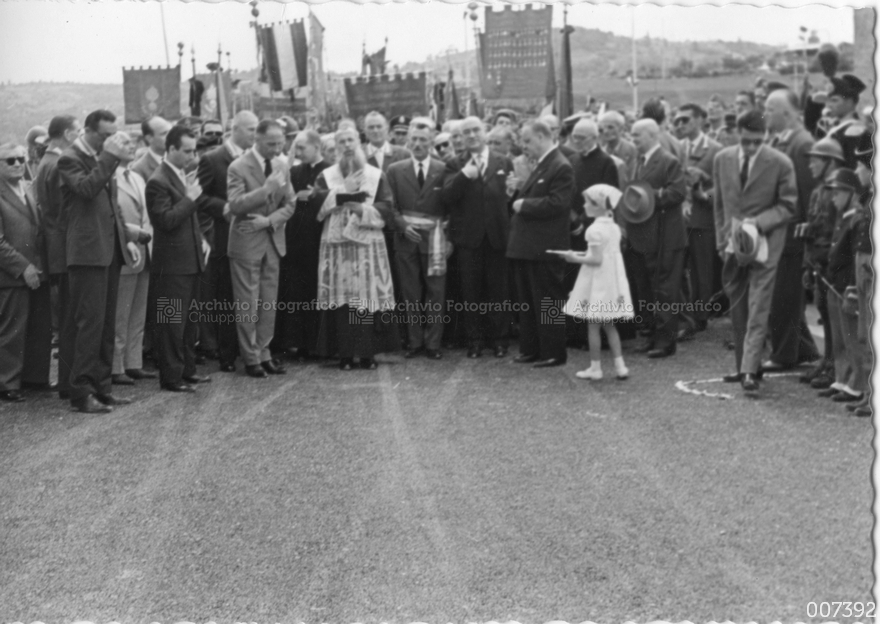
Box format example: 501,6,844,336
364,111,411,301
227,119,296,378
442,116,515,359
0,143,52,402
132,116,171,183
507,119,575,368
713,110,797,393
197,110,258,372
763,88,821,370
673,104,723,339
387,124,449,359
58,109,141,413
146,126,212,393
627,119,688,358
112,134,155,386
33,114,80,398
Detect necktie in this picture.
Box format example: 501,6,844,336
637,156,646,179
264,157,272,179
474,155,482,176
740,153,750,188
418,162,425,189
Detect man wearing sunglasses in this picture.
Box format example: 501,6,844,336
200,120,224,143
713,110,797,394
0,143,52,403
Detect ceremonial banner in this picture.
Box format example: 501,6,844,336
308,11,327,119
254,96,307,119
123,65,181,124
478,5,554,101
194,72,233,122
344,73,428,121
260,20,309,92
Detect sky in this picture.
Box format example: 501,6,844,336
0,0,864,85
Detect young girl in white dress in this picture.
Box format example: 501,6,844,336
555,184,634,380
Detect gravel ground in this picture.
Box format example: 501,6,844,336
0,318,872,622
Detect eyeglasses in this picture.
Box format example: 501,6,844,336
570,134,591,141
203,131,223,138
740,138,764,147
674,117,692,126
3,156,26,165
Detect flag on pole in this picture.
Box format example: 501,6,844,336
308,10,327,121
195,71,233,122
444,70,461,122
558,25,574,118
260,20,309,92
363,46,387,76
123,65,181,124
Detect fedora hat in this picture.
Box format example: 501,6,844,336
732,220,768,266
619,181,655,224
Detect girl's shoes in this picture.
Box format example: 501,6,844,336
576,365,603,380
615,364,629,380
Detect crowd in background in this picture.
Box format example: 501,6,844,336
0,71,873,417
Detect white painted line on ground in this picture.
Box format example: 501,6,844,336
676,372,802,400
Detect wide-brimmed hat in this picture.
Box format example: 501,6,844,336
733,220,768,266
619,181,655,224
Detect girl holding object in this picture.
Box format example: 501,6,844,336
552,184,634,380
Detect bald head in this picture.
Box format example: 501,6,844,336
631,118,660,154
764,89,800,133
231,110,259,150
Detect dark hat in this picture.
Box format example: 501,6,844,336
829,74,867,100
825,167,861,192
736,110,766,134
619,181,655,224
807,137,846,163
764,81,789,94
390,115,410,130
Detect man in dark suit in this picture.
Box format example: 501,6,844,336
146,126,212,393
364,111,411,300
713,110,797,393
673,104,723,339
274,129,329,359
627,118,688,358
442,116,514,358
33,114,80,398
763,88,821,370
58,109,140,413
0,143,52,402
196,109,258,372
387,124,449,359
507,119,575,368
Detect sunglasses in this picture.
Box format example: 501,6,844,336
203,131,223,137
740,138,764,147
674,117,692,125
435,142,450,150
3,156,26,165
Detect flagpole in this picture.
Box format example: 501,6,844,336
160,3,171,66
631,6,638,113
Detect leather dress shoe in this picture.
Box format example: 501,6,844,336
426,349,442,360
810,374,833,389
126,368,157,380
817,387,840,398
647,345,676,359
832,392,862,403
741,374,759,392
245,364,267,378
533,357,566,368
339,358,354,371
634,342,655,354
360,358,378,370
162,382,196,393
404,347,425,359
183,374,211,384
95,394,132,406
219,362,236,373
1,390,24,402
467,347,482,359
854,405,873,417
847,397,870,412
722,373,743,383
261,360,286,375
71,394,112,413
21,381,58,391
514,353,539,364
761,360,791,372
111,374,135,386
494,345,508,358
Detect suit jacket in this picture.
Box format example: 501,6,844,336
132,150,161,185
33,149,67,275
570,147,620,219
713,145,797,268
0,182,47,289
197,143,236,258
507,147,575,261
605,138,638,181
627,147,687,255
227,150,295,261
770,126,816,253
365,143,410,173
386,157,448,254
116,167,152,275
442,150,514,251
681,133,723,231
558,143,578,162
659,130,685,163
145,161,208,276
58,143,133,267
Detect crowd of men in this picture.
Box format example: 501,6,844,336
0,71,872,416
